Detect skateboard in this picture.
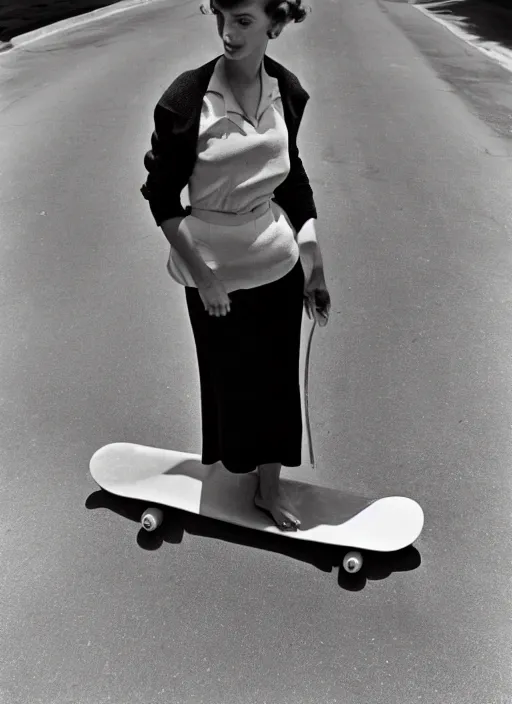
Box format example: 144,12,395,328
90,442,424,574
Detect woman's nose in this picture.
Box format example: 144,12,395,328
221,19,237,37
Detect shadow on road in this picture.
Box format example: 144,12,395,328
0,0,123,43
416,0,512,50
86,489,423,592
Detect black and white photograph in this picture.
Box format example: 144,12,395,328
1,0,511,701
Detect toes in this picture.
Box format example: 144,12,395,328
277,514,298,531
277,512,300,531
280,508,301,529
280,522,298,532
254,486,301,530
254,497,300,531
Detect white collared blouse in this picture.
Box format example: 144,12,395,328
187,55,291,215
166,55,301,291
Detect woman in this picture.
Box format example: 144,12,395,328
141,0,331,531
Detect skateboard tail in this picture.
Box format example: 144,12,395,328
281,496,424,551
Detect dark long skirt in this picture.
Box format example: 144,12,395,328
185,258,305,474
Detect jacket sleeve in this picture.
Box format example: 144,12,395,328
140,101,191,227
273,138,317,234
272,96,317,234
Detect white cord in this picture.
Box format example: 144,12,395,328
304,319,316,469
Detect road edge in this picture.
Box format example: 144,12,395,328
410,0,512,75
0,0,162,52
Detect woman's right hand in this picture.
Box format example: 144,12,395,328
196,269,231,317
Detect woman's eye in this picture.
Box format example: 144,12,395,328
210,8,250,25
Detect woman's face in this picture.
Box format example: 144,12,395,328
211,0,276,61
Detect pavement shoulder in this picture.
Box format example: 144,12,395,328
1,0,160,50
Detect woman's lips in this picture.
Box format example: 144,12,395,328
224,43,241,53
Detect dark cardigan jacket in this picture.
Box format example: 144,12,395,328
140,54,317,234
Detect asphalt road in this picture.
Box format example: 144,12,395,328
1,0,512,702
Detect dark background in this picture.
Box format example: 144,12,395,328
1,0,512,44
0,0,127,42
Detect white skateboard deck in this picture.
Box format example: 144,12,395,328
90,443,424,552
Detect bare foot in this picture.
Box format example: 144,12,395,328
254,484,301,531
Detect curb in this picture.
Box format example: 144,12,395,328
2,0,161,51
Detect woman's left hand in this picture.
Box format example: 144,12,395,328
304,266,331,326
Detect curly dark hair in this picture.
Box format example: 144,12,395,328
200,0,310,24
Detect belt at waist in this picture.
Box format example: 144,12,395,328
189,201,271,226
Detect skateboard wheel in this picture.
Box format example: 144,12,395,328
141,507,164,531
343,551,363,574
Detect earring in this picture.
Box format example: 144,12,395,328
267,29,276,38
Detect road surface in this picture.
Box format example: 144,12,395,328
1,0,511,702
